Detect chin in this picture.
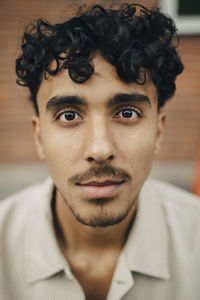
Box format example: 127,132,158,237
70,202,134,227
75,213,128,227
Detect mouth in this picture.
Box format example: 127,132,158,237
76,180,125,198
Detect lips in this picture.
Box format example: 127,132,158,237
77,180,125,198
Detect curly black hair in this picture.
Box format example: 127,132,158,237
16,3,184,114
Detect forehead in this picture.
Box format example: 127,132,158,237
37,55,157,106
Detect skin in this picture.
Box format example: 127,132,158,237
32,54,165,300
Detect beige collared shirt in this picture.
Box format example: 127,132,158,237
0,178,200,300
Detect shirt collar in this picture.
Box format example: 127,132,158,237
25,178,170,283
25,178,70,283
123,179,170,280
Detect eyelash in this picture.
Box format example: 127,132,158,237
54,108,82,121
54,106,142,122
115,106,142,119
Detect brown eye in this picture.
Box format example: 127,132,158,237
62,111,76,121
121,109,136,118
56,110,81,122
116,108,140,119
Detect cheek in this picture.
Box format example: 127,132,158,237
117,122,157,150
116,124,157,169
40,126,84,173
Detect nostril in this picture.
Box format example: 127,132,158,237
107,155,114,161
87,157,95,162
87,155,114,163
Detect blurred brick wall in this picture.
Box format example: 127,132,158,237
160,37,200,160
0,0,199,163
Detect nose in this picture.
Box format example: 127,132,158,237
83,117,115,164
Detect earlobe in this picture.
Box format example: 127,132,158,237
31,116,46,160
154,112,166,156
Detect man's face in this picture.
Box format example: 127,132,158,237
33,54,165,227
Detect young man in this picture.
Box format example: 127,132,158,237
0,3,200,300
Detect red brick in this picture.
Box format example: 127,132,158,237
0,0,199,162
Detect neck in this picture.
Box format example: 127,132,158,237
52,189,138,253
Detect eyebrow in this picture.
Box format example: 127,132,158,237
46,95,87,111
46,93,151,111
107,93,151,107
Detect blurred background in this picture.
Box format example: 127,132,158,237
0,0,200,199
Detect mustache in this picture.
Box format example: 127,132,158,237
68,165,131,184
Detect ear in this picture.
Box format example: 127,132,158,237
31,116,46,160
154,111,166,156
